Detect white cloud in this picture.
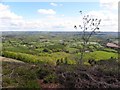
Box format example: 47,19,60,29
0,3,75,31
100,0,119,10
38,9,56,15
101,0,118,32
0,4,22,20
0,1,119,32
83,0,118,32
0,3,74,31
0,3,24,31
50,3,63,7
0,3,9,11
50,3,57,6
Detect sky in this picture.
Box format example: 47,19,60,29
0,0,119,32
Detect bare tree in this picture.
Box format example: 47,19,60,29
74,11,101,64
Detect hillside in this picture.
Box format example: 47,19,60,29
1,31,120,88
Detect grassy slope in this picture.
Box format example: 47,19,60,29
2,51,76,65
83,51,118,61
2,57,40,88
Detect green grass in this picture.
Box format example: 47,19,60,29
83,51,118,61
3,51,76,65
103,48,118,53
65,47,79,53
3,46,30,53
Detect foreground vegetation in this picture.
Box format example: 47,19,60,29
2,56,120,88
2,31,120,88
2,60,40,88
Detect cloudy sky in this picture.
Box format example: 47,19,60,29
0,0,119,32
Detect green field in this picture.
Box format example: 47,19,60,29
83,51,118,61
2,31,120,88
2,32,119,65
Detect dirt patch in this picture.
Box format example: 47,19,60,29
0,56,24,64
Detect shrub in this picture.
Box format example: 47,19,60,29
43,48,50,52
88,59,96,66
43,74,57,83
37,67,52,79
21,80,40,88
2,61,40,88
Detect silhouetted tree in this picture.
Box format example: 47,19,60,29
74,11,101,64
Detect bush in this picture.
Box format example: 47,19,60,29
46,44,65,52
20,80,40,88
37,66,53,79
88,59,96,66
43,74,57,83
2,61,40,88
57,71,76,88
43,48,51,53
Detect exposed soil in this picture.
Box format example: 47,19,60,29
0,56,25,64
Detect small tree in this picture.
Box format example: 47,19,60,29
64,57,68,65
74,11,101,64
